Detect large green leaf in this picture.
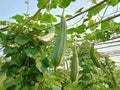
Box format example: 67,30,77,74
0,33,8,45
41,57,50,72
4,76,22,89
21,86,35,90
77,24,86,34
42,57,50,68
37,0,46,8
87,4,105,18
25,47,39,59
35,72,44,83
107,0,120,6
4,46,16,54
6,65,20,76
59,0,76,8
50,0,57,9
12,15,24,23
88,20,97,30
84,33,96,41
92,0,97,4
1,62,9,74
101,21,110,30
15,33,30,45
67,24,85,34
41,13,57,23
95,30,110,41
11,53,26,66
67,28,77,34
0,21,7,25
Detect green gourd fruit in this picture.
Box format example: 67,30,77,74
51,14,67,70
70,46,79,82
90,42,101,68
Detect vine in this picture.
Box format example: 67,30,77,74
0,0,120,90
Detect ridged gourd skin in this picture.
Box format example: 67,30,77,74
51,15,67,68
90,43,108,73
70,47,79,82
90,43,101,68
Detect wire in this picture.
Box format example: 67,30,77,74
97,43,120,49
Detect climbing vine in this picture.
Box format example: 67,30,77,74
0,0,120,90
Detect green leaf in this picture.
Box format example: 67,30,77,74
6,65,20,76
59,0,76,8
108,0,119,6
88,20,97,30
25,48,39,59
22,86,35,90
101,21,110,30
32,13,42,20
84,33,95,41
27,22,40,29
83,18,89,23
22,86,29,90
35,74,44,83
35,70,44,83
10,56,18,66
0,21,7,25
50,0,57,9
55,15,61,18
67,28,77,34
41,57,50,72
12,15,24,23
0,33,14,45
65,14,72,19
41,13,57,23
67,24,85,34
87,4,105,18
1,62,9,73
4,46,16,54
76,7,83,13
15,33,30,45
37,0,46,8
94,30,110,41
92,0,97,4
52,85,61,90
42,57,50,68
76,24,86,34
4,76,22,88
11,53,26,66
95,30,104,40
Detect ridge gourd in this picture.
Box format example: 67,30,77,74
51,13,67,71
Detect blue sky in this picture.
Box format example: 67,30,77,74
0,0,90,20
0,0,38,20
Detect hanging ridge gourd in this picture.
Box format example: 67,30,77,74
90,42,101,68
90,42,107,73
33,26,55,43
51,10,67,70
70,46,79,82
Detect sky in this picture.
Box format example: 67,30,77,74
0,0,120,66
0,0,37,20
0,0,91,20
